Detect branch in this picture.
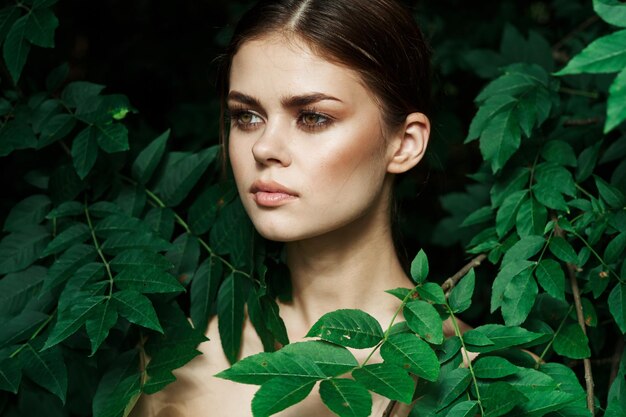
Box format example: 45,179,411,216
554,222,595,415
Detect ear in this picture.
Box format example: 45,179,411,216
386,112,430,174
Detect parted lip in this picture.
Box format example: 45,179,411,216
250,180,299,196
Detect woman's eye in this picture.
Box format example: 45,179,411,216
299,112,330,130
232,111,263,130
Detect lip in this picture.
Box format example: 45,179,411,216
250,180,299,207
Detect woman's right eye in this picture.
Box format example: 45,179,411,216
231,111,263,130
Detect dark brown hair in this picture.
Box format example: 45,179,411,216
217,0,432,144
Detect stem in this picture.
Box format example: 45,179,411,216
539,305,574,362
571,230,621,282
559,87,599,100
84,200,115,297
554,223,595,415
9,313,55,358
441,254,486,294
448,306,485,416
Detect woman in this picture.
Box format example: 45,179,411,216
132,0,458,415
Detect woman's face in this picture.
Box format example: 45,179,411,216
227,35,395,242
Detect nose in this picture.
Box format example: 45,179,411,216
251,120,292,167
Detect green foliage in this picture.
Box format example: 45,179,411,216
1,1,625,417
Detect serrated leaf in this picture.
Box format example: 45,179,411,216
216,351,326,385
143,207,175,241
576,142,602,182
114,265,183,293
496,190,528,238
42,223,90,257
516,197,547,237
165,232,200,280
404,300,443,344
502,268,538,326
502,236,545,266
0,120,37,157
535,259,566,300
549,236,579,264
85,299,117,355
491,260,535,312
0,226,50,275
594,0,626,27
463,324,542,353
3,194,51,232
410,249,429,283
556,29,626,74
3,15,30,83
209,199,254,270
0,310,48,348
595,175,626,208
44,244,96,291
605,232,626,264
24,7,58,48
438,368,471,409
217,273,247,364
466,95,517,141
553,323,590,359
449,268,475,313
188,181,237,235
43,295,105,349
319,378,372,417
380,333,439,381
190,257,222,332
109,249,173,271
541,140,577,167
305,309,383,349
95,123,129,153
417,282,446,305
607,67,626,132
446,401,480,417
479,109,522,173
0,358,21,393
61,81,105,108
352,363,414,404
131,129,169,184
252,377,316,417
92,350,141,417
101,230,172,255
0,7,20,42
473,356,519,379
438,336,462,363
481,381,525,417
19,344,67,403
93,213,150,238
262,296,289,346
112,290,163,333
154,147,219,207
386,287,411,301
71,126,98,179
609,283,626,333
281,341,358,377
45,201,82,220
508,391,575,417
0,265,46,316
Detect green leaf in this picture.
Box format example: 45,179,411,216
473,356,518,379
0,226,49,275
306,309,383,349
262,296,290,346
43,295,105,349
71,126,98,179
352,363,414,404
0,120,37,157
61,81,105,109
576,141,602,182
404,300,443,344
131,129,169,184
479,109,522,173
496,190,528,238
449,268,475,313
217,273,247,364
556,29,626,74
380,333,439,381
410,249,429,283
144,207,175,241
606,67,626,132
0,7,20,43
386,287,411,301
438,336,462,363
0,265,46,316
466,95,517,141
19,344,67,403
594,0,626,27
609,283,626,333
516,197,547,237
417,283,446,305
42,223,90,257
44,244,96,291
502,236,545,265
0,310,48,348
95,123,129,153
154,147,219,207
252,377,316,417
605,232,626,264
0,358,21,393
165,232,200,279
281,341,358,377
553,323,590,359
92,350,141,417
3,194,51,232
101,230,172,255
481,381,525,417
216,351,326,385
535,259,566,301
114,265,183,293
541,140,577,167
93,213,150,238
438,368,471,409
446,401,480,417
39,113,75,148
109,249,173,271
190,257,222,332
85,299,118,355
533,182,569,212
319,378,372,417
595,175,626,208
549,236,579,264
188,181,237,235
3,16,30,83
491,260,535,312
24,7,58,47
508,391,576,417
112,290,163,333
464,324,543,353
210,199,255,271
502,269,538,326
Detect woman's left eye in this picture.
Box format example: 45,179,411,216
298,112,331,130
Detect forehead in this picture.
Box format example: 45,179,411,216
229,35,370,103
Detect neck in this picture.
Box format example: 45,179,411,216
280,195,412,336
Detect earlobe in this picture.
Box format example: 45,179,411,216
386,112,430,174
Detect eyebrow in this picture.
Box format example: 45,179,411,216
227,91,342,108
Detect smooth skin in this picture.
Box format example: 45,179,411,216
131,34,463,417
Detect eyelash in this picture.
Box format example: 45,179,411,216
227,106,333,132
